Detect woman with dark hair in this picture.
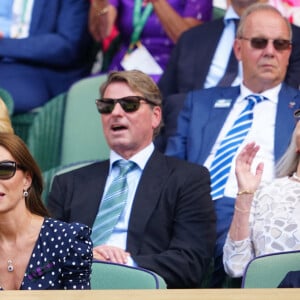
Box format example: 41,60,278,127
0,132,92,290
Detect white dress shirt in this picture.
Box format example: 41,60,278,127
204,6,242,88
102,143,155,265
204,83,281,199
11,0,34,38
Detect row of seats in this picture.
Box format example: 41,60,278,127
91,261,167,289
93,250,300,289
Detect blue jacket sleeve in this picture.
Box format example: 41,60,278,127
0,0,92,67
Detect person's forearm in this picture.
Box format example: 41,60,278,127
89,0,116,42
92,0,109,10
228,193,253,241
150,0,200,43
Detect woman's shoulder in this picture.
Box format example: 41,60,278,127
255,176,297,203
258,176,290,190
42,218,92,239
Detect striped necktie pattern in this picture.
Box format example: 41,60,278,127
210,95,267,200
91,160,136,246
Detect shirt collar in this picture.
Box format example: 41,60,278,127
239,82,282,104
109,143,154,172
224,6,239,25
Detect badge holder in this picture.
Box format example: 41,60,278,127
121,41,163,75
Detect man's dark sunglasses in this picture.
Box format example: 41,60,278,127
95,96,158,114
240,37,291,51
0,161,24,180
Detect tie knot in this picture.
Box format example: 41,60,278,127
245,94,267,107
114,160,136,176
227,18,239,33
232,18,239,29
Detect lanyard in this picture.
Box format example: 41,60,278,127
14,0,29,37
129,0,153,51
21,0,29,24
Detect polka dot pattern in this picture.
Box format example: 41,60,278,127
0,218,93,290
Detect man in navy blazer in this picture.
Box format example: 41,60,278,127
158,0,300,98
166,3,300,287
0,0,93,113
278,271,300,288
47,70,216,288
166,84,300,165
155,0,300,152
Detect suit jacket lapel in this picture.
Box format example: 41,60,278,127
196,19,225,88
75,161,109,227
198,86,240,164
275,83,300,161
29,0,45,33
127,151,167,253
30,0,58,33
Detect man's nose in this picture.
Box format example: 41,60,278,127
111,102,125,115
263,40,276,55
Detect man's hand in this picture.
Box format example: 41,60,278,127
93,245,130,264
89,1,110,42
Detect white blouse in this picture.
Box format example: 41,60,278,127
223,176,300,277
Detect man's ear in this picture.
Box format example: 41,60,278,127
233,38,242,62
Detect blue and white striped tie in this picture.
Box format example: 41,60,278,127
210,95,267,200
91,160,136,246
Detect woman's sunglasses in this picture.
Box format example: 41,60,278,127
0,161,24,180
95,96,158,114
240,37,291,51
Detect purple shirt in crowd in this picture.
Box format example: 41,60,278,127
108,0,212,81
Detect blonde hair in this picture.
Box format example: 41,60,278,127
0,98,14,134
276,126,299,177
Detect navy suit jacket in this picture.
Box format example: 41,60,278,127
278,271,300,288
158,18,300,98
0,0,93,112
47,150,216,288
166,84,300,165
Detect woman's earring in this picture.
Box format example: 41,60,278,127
23,190,29,198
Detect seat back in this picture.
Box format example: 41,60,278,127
27,93,66,172
42,160,98,204
60,74,110,165
213,6,225,20
242,250,300,288
91,261,167,289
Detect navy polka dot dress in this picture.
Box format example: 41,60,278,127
3,218,93,290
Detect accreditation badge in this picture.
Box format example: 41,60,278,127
121,42,163,75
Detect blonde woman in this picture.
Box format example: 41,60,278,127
0,98,14,133
223,121,300,278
